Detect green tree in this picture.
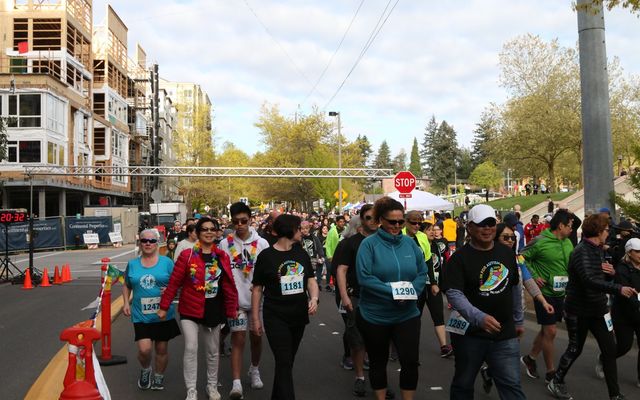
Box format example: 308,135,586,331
471,109,499,169
469,161,504,191
456,147,474,181
582,0,640,13
429,121,458,190
409,138,422,177
614,146,640,221
392,149,407,173
420,115,437,172
373,141,393,170
354,134,373,167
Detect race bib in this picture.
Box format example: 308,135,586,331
434,271,440,285
553,276,569,292
141,297,160,315
280,275,304,295
390,281,417,300
445,311,470,335
604,312,613,332
205,281,219,299
228,310,248,332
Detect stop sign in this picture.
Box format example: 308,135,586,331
394,171,416,194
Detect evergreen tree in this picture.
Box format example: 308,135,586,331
409,138,422,177
420,115,438,173
456,147,474,181
392,149,407,173
354,134,373,168
430,121,459,190
373,140,393,170
470,113,495,169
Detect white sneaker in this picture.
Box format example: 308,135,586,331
249,367,264,389
185,388,198,400
229,380,243,399
206,385,222,400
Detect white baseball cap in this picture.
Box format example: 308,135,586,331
468,204,497,224
625,238,640,253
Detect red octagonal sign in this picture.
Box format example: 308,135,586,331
394,171,416,194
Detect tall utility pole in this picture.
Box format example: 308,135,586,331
577,0,615,216
329,111,342,213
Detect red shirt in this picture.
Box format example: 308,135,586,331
524,222,544,244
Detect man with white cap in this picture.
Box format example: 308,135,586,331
441,204,525,399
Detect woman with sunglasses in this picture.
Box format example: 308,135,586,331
158,217,239,400
356,197,428,400
123,229,180,391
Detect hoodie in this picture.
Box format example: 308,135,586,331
523,228,574,297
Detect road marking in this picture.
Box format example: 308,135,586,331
318,323,326,326
91,248,136,264
430,387,443,391
14,252,58,263
332,331,339,335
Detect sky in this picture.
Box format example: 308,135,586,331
93,0,640,158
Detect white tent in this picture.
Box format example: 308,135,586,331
387,190,454,211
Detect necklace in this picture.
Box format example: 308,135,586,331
189,241,220,292
227,235,258,278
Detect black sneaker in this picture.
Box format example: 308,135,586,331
138,368,152,390
520,355,539,379
353,379,366,397
547,380,573,399
545,370,556,384
151,374,164,390
480,365,493,394
440,345,454,358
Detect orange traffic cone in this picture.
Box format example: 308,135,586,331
22,269,34,290
53,265,62,285
40,268,51,287
66,264,73,282
61,264,70,283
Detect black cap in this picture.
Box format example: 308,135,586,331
503,212,518,228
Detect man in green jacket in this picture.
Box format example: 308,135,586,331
520,209,574,383
324,215,346,291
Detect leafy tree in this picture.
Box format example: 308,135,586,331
581,0,640,13
173,101,215,166
409,138,422,177
614,146,640,221
420,115,437,172
469,161,504,191
392,149,407,173
429,121,458,190
373,141,393,170
456,147,474,181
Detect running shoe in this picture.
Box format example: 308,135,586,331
595,355,604,379
440,344,454,358
206,384,222,400
363,357,370,370
547,380,573,399
480,365,492,394
341,356,354,370
389,350,399,362
185,388,198,400
229,380,243,399
520,355,539,379
545,370,556,384
353,378,366,397
150,373,164,390
249,367,264,389
137,368,152,390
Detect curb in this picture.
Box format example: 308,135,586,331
24,296,125,400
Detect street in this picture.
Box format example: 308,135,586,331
0,245,639,399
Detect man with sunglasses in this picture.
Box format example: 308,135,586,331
219,202,270,399
520,209,574,384
442,204,526,399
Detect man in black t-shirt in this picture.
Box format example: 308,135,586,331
441,204,525,399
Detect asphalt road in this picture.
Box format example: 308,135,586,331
1,245,639,399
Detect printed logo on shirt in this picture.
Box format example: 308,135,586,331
301,238,316,258
139,274,156,290
478,261,509,296
279,260,305,276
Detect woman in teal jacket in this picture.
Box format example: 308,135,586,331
356,197,428,400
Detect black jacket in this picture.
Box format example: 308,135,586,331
565,239,621,317
611,260,640,324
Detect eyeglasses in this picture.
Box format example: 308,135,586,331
473,218,497,228
140,238,158,244
232,218,249,225
407,220,421,226
382,217,405,226
200,227,216,233
501,235,517,241
364,215,374,221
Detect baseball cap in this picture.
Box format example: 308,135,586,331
468,204,497,224
624,238,640,253
615,220,634,232
599,207,611,214
503,212,518,228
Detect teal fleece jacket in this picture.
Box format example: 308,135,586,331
356,228,429,325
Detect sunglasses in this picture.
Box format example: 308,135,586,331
199,227,216,233
407,220,421,226
232,218,249,225
364,215,374,221
140,238,158,244
501,235,517,241
473,218,497,228
382,217,405,226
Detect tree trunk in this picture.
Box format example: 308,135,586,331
547,161,557,193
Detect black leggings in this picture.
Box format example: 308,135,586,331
335,292,351,358
417,287,444,326
264,314,305,400
613,319,640,380
356,309,420,391
555,313,619,397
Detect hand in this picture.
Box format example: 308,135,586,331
620,286,638,298
308,298,318,315
341,297,353,312
431,285,440,296
157,309,167,320
480,315,502,334
251,318,263,337
534,277,546,288
123,302,131,317
601,262,615,276
543,302,555,315
516,325,525,338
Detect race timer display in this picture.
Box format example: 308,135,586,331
0,210,28,224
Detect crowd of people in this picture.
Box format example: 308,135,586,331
121,198,640,400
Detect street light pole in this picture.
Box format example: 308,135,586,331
329,111,342,213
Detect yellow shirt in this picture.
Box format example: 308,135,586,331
442,218,457,243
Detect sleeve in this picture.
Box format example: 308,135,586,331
332,240,350,269
513,284,524,326
426,256,436,286
124,260,132,289
440,252,465,292
159,250,190,311
219,252,239,318
522,239,540,278
355,240,394,301
445,288,487,327
325,229,338,258
314,236,326,259
614,264,638,309
252,251,267,286
571,249,621,295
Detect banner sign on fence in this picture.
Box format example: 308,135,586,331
65,216,113,246
0,218,63,251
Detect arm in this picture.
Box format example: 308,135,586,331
159,249,190,311
513,283,524,326
250,285,264,336
314,236,326,259
336,265,353,311
571,248,622,295
445,288,487,327
122,283,132,317
412,243,429,296
307,277,319,315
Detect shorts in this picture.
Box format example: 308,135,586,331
228,309,263,333
344,297,365,350
134,319,181,342
534,295,565,325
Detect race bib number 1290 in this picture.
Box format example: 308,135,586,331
390,281,417,300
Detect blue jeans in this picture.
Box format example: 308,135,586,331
450,335,525,400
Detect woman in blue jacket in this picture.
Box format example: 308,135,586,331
356,197,428,400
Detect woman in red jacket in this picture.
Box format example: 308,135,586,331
158,217,239,400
